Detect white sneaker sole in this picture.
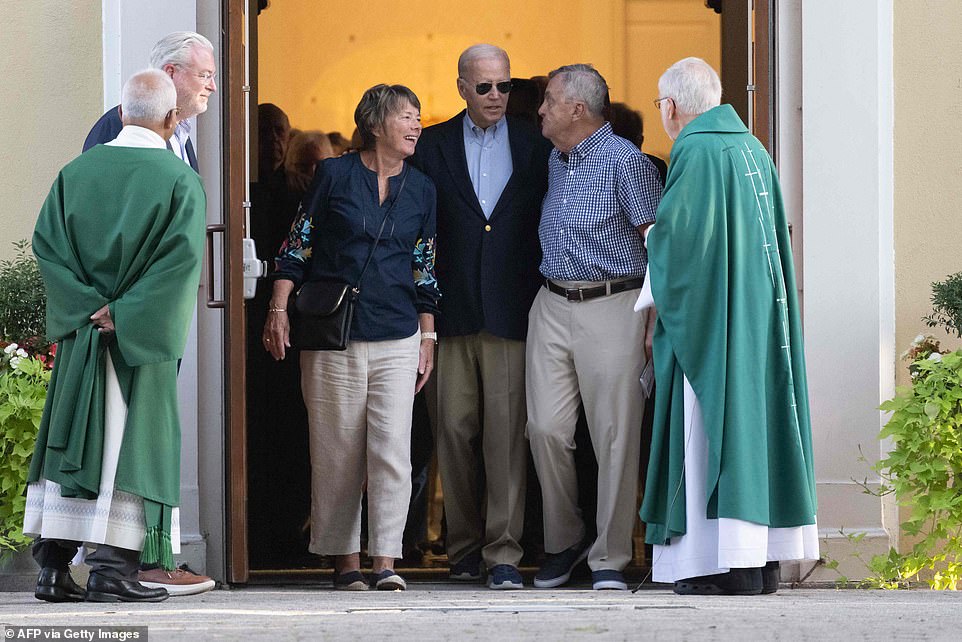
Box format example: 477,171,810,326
592,580,627,591
139,579,215,596
375,576,407,591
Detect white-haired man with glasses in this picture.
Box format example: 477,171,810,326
639,57,818,596
83,31,217,172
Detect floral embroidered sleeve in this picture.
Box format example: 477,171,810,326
276,203,313,269
272,161,330,286
413,182,441,316
273,201,313,283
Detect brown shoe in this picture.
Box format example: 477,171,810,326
138,565,215,596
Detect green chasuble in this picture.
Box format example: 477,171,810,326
641,105,817,545
28,144,206,568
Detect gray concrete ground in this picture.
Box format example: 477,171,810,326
0,583,957,641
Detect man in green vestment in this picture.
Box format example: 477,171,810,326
24,69,206,603
638,58,818,596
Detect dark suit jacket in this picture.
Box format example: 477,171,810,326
83,105,199,172
411,112,550,341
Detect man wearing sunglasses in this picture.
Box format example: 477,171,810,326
410,44,551,590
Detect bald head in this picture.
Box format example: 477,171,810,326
120,69,179,138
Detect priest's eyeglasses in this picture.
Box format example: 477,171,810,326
654,96,673,109
464,80,513,96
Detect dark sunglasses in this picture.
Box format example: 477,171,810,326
472,81,513,96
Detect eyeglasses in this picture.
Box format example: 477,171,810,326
653,96,672,109
463,80,513,96
178,65,217,82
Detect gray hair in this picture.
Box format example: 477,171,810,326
354,84,421,151
457,44,510,78
548,64,608,118
121,69,177,123
148,31,214,69
658,57,721,115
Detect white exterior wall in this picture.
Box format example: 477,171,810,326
798,0,896,579
101,0,223,575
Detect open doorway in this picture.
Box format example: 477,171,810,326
230,0,769,582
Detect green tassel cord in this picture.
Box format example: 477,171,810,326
139,526,175,571
140,501,175,570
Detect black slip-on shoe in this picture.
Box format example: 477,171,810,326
761,561,780,594
673,567,763,596
84,573,169,602
35,567,85,603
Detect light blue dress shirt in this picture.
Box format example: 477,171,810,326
170,119,192,164
463,113,513,219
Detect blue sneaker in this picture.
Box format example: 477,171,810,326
449,550,483,581
533,541,589,588
591,569,627,591
488,564,524,590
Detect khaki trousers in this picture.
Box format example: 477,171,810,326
436,331,527,568
526,283,647,572
301,333,419,558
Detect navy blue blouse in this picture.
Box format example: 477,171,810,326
273,153,440,342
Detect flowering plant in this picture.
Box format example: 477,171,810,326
0,342,52,557
900,334,947,379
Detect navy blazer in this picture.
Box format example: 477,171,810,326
83,105,199,172
411,112,550,341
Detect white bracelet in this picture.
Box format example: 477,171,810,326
420,332,438,343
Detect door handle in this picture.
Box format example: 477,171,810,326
206,223,226,309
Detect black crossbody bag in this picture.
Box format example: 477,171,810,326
288,167,408,351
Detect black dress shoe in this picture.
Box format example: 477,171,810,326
673,567,763,595
85,573,169,603
35,567,85,603
761,561,780,594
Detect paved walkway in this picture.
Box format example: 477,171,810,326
0,584,957,641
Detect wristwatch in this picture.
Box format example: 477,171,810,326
420,332,438,344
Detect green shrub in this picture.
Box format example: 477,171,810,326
0,240,48,352
924,272,962,338
0,240,50,560
863,349,962,589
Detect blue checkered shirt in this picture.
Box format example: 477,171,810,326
539,122,661,281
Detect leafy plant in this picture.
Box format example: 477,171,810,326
856,350,962,589
0,346,51,558
924,272,962,338
0,240,48,353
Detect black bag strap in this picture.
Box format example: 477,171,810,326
352,165,409,295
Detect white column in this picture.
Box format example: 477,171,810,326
101,0,211,573
797,0,895,580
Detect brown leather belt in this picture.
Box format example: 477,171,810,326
543,277,644,301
